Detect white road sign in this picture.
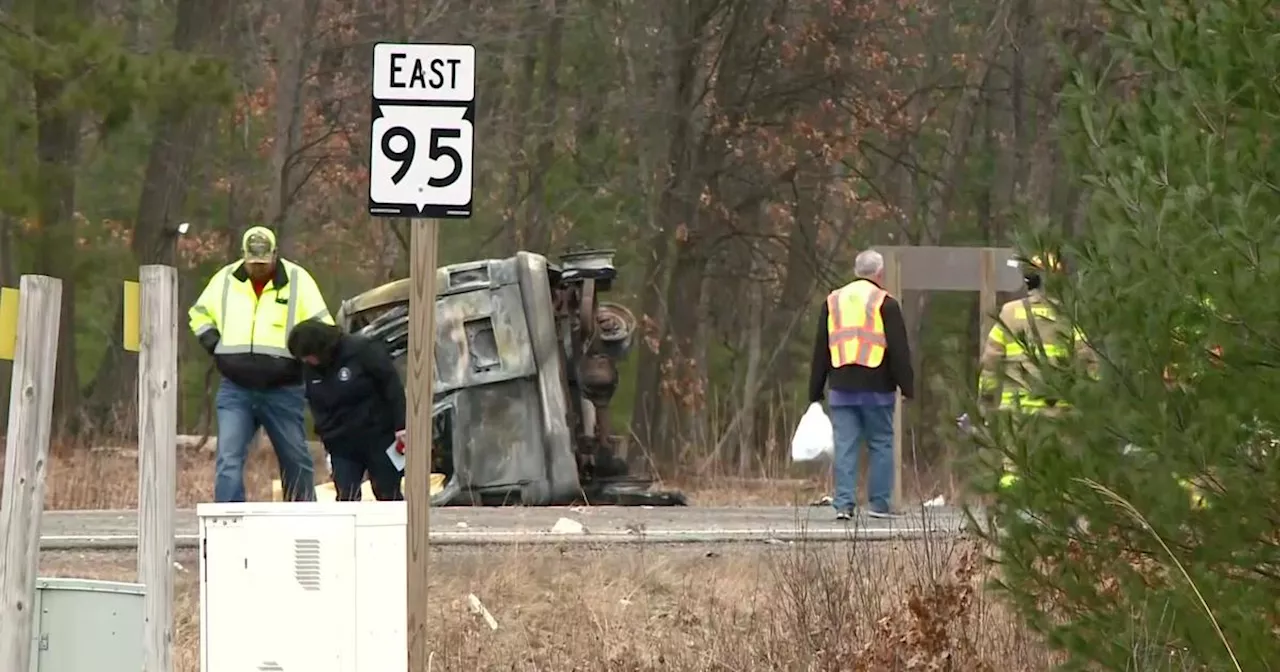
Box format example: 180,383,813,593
368,42,475,219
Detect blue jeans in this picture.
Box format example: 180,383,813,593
214,379,316,502
830,403,895,513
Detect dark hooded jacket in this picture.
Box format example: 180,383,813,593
302,334,406,455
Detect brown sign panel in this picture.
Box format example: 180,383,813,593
878,246,1023,292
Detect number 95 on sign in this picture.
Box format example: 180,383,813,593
369,106,473,217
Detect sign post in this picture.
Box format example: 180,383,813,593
0,275,62,672
127,265,180,672
368,41,475,671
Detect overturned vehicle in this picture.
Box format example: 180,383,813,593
334,249,686,507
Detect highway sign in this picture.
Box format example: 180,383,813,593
368,42,475,219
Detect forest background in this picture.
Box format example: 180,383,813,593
0,0,1105,480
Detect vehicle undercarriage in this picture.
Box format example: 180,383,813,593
335,249,686,507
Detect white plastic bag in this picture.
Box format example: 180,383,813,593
790,402,834,462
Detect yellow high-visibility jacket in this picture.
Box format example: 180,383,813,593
978,290,1095,413
189,258,332,389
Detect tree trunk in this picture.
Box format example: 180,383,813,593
628,0,705,458
32,81,82,433
736,257,765,476
523,0,564,253
654,232,709,463
499,2,541,253
264,0,320,252
81,0,232,431
31,0,96,434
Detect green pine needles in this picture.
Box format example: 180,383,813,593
964,0,1280,668
0,1,232,217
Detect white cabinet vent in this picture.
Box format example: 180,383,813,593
293,538,322,591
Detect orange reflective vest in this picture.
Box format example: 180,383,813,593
826,280,888,368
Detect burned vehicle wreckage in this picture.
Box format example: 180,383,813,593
334,249,686,507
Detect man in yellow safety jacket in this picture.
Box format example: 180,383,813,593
809,249,915,520
189,226,333,502
977,252,1096,491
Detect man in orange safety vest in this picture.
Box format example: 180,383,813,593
809,249,914,520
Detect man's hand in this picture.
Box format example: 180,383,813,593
394,428,407,454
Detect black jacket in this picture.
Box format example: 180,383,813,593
808,279,915,402
302,334,406,455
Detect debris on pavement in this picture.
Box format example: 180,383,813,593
467,593,499,630
550,517,587,534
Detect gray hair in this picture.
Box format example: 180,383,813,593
854,249,884,278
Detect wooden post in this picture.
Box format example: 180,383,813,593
883,252,904,512
136,265,179,672
406,219,438,671
0,275,62,672
978,249,997,359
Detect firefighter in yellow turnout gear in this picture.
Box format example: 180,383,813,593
977,253,1095,490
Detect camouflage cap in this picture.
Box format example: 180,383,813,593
242,226,277,263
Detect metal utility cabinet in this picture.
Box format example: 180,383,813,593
26,577,145,672
198,501,408,672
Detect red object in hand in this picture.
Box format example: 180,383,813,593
395,432,406,454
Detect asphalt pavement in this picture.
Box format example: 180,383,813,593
37,504,977,550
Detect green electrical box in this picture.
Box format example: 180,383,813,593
27,577,145,672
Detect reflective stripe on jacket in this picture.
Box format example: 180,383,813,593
978,291,1089,413
189,258,332,389
826,279,889,368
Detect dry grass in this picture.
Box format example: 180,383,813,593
24,441,838,509
39,534,1053,671
31,440,288,509
12,438,960,510
4,386,967,510
20,427,1041,669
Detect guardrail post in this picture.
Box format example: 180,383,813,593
0,274,63,672
132,266,179,672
